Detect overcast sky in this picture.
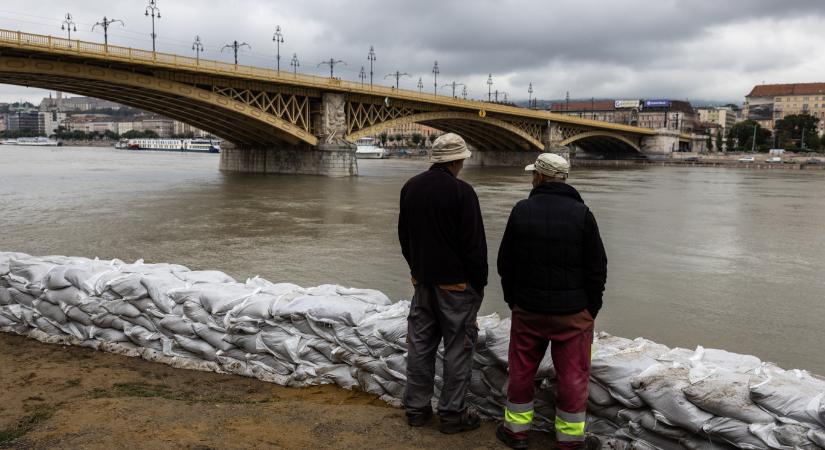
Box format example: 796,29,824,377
1,0,824,104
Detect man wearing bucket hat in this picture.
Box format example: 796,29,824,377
496,153,607,450
398,133,487,433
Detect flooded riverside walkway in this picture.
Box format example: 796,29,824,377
1,145,824,374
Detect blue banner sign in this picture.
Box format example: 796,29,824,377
644,100,671,108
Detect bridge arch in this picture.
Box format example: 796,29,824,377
0,56,318,146
560,130,642,153
345,111,545,151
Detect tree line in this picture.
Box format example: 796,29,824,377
719,114,822,152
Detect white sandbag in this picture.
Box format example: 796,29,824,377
173,334,217,361
121,314,158,332
8,288,36,308
191,323,235,352
0,287,11,305
101,299,142,318
170,283,256,314
173,270,235,284
590,380,618,406
120,261,189,275
158,316,196,338
702,417,768,450
94,328,130,342
631,363,714,433
63,267,95,292
245,277,303,296
225,334,260,355
33,316,64,335
750,366,825,427
106,273,149,300
33,298,68,324
617,409,688,440
750,422,819,450
592,337,669,408
315,364,358,389
43,266,75,290
182,301,222,328
126,297,157,313
91,313,127,331
481,318,511,367
679,435,737,450
275,294,379,327
0,252,31,275
331,286,391,306
694,347,762,374
65,305,93,326
615,423,682,450
355,300,409,353
258,327,303,364
8,258,55,286
123,325,163,351
43,286,89,306
683,369,775,424
140,273,186,313
807,429,825,448
225,293,279,326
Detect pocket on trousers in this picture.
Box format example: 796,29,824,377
464,317,479,350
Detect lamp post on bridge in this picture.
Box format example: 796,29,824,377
441,82,465,98
385,71,411,89
487,74,493,102
318,58,346,78
272,25,284,73
359,66,366,85
290,53,300,76
431,61,439,96
92,17,124,49
417,77,424,94
461,85,467,99
144,0,161,53
60,13,77,40
191,36,204,63
221,41,251,65
367,46,376,87
528,83,533,108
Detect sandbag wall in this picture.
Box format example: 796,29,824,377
1,252,823,450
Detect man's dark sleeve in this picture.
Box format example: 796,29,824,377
497,206,517,308
459,185,488,291
584,209,607,319
398,186,411,266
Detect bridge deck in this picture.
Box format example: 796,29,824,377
0,28,657,137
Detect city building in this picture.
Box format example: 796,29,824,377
377,122,441,145
39,110,66,136
39,95,122,112
744,83,825,134
4,111,40,133
696,106,737,131
549,99,697,133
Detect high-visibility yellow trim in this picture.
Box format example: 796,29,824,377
554,416,585,437
504,408,534,425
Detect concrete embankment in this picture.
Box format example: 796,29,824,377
2,252,824,450
574,158,825,171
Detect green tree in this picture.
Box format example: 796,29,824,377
715,130,723,153
729,120,771,152
725,129,734,152
387,134,395,142
428,134,438,144
775,114,821,151
705,133,713,153
378,132,388,146
410,132,423,147
393,133,403,144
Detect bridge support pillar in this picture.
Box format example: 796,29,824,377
641,129,680,159
219,143,357,177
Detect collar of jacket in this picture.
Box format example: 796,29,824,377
429,164,456,177
529,181,584,203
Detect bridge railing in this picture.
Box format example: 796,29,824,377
0,28,657,136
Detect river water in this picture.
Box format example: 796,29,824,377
1,146,823,374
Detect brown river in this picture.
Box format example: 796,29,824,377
1,146,823,374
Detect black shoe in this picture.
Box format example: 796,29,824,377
439,409,481,434
406,408,433,427
496,423,529,449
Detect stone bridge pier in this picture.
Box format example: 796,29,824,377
220,93,358,177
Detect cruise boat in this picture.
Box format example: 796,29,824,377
3,137,60,146
124,138,221,153
355,137,385,159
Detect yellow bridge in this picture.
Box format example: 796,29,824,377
0,28,684,176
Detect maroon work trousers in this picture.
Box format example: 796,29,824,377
505,307,594,448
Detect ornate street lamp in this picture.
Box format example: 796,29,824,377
191,36,204,63
385,71,411,89
417,77,424,94
290,53,300,76
318,58,346,78
144,0,161,53
432,61,439,96
60,13,77,40
528,83,534,108
221,40,251,65
487,74,493,102
92,16,124,48
367,46,376,86
359,66,366,85
461,85,468,99
441,82,465,98
272,25,284,73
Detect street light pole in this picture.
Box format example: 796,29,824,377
751,124,757,152
528,82,533,108
92,16,124,48
417,77,423,93
290,53,300,76
273,25,284,73
144,0,161,53
432,61,439,96
359,66,366,85
318,58,346,78
487,74,493,102
367,46,376,87
385,71,411,89
441,82,465,98
191,36,204,63
61,13,77,40
221,41,251,65
461,85,467,99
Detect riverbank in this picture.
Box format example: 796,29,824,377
0,333,548,449
573,158,825,170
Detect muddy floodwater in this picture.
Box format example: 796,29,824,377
2,146,824,374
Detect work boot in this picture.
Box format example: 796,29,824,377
495,423,529,449
438,409,481,434
406,408,433,427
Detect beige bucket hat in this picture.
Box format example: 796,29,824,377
525,153,570,176
429,133,472,163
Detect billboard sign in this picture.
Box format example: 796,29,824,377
614,100,640,109
644,99,672,108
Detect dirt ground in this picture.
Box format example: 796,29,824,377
0,332,554,449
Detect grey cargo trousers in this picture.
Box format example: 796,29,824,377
404,284,483,416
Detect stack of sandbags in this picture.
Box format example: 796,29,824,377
2,252,824,450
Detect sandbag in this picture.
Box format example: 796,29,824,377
631,363,714,433
592,337,669,408
702,417,768,450
0,287,11,305
140,273,186,313
192,323,235,352
159,316,196,338
750,422,819,450
173,335,217,361
33,299,68,324
8,288,36,308
173,270,235,284
683,369,775,424
750,366,825,427
43,286,88,306
106,273,149,300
